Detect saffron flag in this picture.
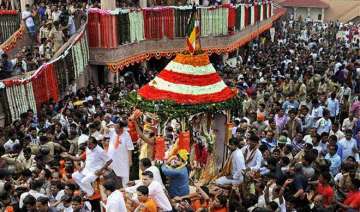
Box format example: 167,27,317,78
186,4,200,54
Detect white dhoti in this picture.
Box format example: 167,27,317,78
72,171,97,196
215,175,243,185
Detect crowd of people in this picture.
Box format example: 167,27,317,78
0,6,360,212
0,0,87,79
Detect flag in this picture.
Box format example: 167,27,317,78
186,4,200,54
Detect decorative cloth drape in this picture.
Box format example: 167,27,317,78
129,11,145,42
31,64,59,109
118,12,130,44
200,7,228,37
223,4,235,35
178,131,191,152
235,4,246,31
87,12,100,47
100,13,117,48
250,5,255,25
245,4,250,27
154,136,165,160
174,8,192,37
143,8,174,40
0,13,20,44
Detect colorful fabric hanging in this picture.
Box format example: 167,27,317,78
223,4,236,35
178,131,190,153
32,64,59,109
200,7,228,37
245,4,250,27
87,12,100,47
250,5,255,25
235,5,241,31
154,136,165,160
174,8,192,37
143,9,162,40
118,12,130,44
163,8,174,39
129,11,145,42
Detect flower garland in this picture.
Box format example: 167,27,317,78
0,24,25,52
0,13,20,43
5,82,36,122
0,10,17,15
119,91,243,120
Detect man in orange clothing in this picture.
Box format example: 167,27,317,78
136,185,158,212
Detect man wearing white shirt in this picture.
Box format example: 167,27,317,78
242,135,263,171
126,171,172,212
19,180,47,208
103,179,127,212
107,122,134,187
138,158,164,187
65,137,112,196
338,130,359,160
215,138,246,185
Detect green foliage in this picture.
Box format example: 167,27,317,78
118,91,243,121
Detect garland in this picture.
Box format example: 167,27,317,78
119,91,243,120
0,10,17,15
0,13,20,43
0,24,25,52
5,82,37,122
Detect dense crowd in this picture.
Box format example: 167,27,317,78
0,8,360,212
0,0,87,80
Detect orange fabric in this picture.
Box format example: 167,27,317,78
80,152,86,160
128,120,139,143
115,134,122,149
5,206,14,212
142,198,158,212
88,180,101,200
212,208,227,212
173,53,210,67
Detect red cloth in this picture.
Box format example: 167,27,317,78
223,4,235,35
344,191,360,209
87,12,100,47
32,64,59,109
154,136,165,160
194,143,208,166
316,183,334,207
163,8,174,39
245,5,250,26
178,131,190,152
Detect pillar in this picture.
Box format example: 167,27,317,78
20,0,33,12
307,7,311,18
140,0,147,8
321,8,325,22
101,0,116,10
293,7,297,20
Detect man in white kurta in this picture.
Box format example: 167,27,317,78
103,179,127,212
108,123,134,187
71,138,112,196
215,144,246,185
241,135,263,171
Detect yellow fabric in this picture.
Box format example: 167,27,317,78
178,149,189,161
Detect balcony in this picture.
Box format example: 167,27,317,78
87,2,286,72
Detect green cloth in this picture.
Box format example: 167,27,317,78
175,8,192,37
129,11,144,42
200,7,228,37
117,12,130,44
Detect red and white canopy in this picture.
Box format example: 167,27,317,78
138,53,236,104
